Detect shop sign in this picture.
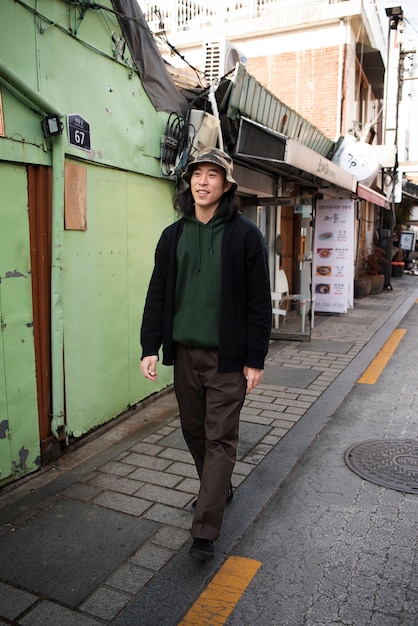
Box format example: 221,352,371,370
313,199,355,314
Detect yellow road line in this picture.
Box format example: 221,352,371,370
179,556,261,625
358,329,406,384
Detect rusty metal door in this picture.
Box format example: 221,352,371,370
27,165,52,451
0,162,40,485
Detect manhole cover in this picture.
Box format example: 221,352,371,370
344,439,418,494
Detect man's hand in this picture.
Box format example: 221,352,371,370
243,366,263,395
141,355,159,381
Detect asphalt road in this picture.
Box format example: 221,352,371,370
225,300,418,625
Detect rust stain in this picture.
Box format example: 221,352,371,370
12,447,29,471
5,269,25,278
0,420,9,439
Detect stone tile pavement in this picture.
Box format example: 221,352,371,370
0,276,417,625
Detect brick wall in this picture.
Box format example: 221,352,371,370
247,45,346,139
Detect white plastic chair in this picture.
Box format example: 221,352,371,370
271,290,287,326
272,269,315,333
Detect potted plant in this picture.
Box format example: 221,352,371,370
354,274,371,298
391,246,405,277
354,244,385,297
363,245,385,294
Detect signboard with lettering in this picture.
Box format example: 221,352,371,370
336,141,379,185
67,114,91,151
313,199,355,314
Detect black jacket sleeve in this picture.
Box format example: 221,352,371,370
218,216,272,371
140,220,182,363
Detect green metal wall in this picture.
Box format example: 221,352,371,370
0,0,179,482
0,0,166,175
0,163,40,483
63,163,175,437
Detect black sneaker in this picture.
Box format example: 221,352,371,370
191,484,234,510
189,538,214,561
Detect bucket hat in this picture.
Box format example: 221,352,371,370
182,147,238,191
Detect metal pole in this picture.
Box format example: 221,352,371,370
0,59,68,441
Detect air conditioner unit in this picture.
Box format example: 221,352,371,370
225,40,247,75
203,39,247,82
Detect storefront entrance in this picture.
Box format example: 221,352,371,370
241,197,314,340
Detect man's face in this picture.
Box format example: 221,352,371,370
190,163,232,215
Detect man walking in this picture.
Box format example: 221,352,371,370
140,147,272,561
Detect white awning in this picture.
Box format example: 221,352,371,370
234,117,357,193
286,138,357,193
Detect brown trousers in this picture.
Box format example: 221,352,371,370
174,345,246,541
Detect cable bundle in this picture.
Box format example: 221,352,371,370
160,112,191,177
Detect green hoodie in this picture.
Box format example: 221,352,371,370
173,214,225,348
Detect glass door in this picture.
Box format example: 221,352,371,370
242,197,314,341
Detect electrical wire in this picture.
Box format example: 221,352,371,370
148,7,206,88
14,0,133,67
161,112,191,177
404,17,418,38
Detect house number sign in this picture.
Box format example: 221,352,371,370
68,114,91,151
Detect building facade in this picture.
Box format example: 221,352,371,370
141,0,392,302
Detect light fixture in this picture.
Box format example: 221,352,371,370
385,4,404,30
385,5,403,17
41,114,63,138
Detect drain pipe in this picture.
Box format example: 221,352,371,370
208,81,224,150
49,137,67,442
336,19,345,138
0,61,68,442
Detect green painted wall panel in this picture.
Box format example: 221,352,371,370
126,174,176,408
0,0,180,464
0,286,11,481
0,0,167,178
63,163,175,437
0,163,40,483
0,89,51,166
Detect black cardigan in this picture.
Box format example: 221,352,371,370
140,214,272,372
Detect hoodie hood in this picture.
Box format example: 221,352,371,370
184,213,224,274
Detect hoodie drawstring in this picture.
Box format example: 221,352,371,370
194,220,201,274
209,219,214,256
193,218,216,274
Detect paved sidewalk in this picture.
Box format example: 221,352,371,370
0,275,417,625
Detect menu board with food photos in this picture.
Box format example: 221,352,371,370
313,199,355,314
